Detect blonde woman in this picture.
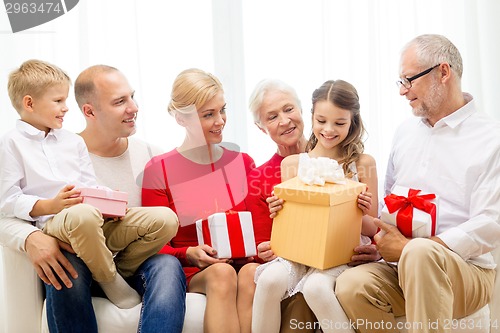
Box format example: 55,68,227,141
142,68,256,333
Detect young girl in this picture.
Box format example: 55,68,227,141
252,80,378,333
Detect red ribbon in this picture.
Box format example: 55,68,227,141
226,211,246,258
201,218,213,248
384,188,437,238
201,211,247,258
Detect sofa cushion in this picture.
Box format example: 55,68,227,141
41,293,206,333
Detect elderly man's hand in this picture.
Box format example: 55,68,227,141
373,219,410,262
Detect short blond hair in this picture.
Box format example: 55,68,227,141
168,68,223,116
7,59,71,114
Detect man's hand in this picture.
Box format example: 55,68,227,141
348,244,381,267
373,219,410,262
25,231,78,290
257,241,276,262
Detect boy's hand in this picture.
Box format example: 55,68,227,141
25,231,78,290
50,185,83,213
30,185,82,217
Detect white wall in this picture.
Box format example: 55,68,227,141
1,0,499,197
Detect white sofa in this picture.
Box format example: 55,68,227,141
1,244,499,333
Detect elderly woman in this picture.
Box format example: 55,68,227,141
245,79,315,333
246,79,307,248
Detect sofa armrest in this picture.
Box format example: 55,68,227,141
0,244,44,333
491,247,500,333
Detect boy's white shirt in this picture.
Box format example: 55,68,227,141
0,120,98,233
0,122,162,252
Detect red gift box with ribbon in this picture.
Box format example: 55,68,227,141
380,186,439,238
195,211,257,259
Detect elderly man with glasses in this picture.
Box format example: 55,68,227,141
335,34,500,333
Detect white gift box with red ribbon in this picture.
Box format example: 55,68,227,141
380,185,439,238
196,211,257,259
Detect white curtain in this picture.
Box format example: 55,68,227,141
1,0,499,196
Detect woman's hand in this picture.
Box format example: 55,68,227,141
357,190,372,215
266,193,284,219
257,241,276,262
186,244,230,269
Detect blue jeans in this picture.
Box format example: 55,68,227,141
45,251,186,333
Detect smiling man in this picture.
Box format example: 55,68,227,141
77,66,148,207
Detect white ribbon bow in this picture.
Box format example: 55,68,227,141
297,154,346,186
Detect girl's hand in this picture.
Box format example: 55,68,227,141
257,241,276,262
266,193,284,219
357,191,372,215
186,244,230,269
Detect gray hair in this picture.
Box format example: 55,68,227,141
402,34,463,78
248,79,301,124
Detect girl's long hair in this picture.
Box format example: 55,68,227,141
305,80,366,177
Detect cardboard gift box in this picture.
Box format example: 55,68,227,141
270,177,366,270
79,188,128,218
196,211,257,259
380,185,439,238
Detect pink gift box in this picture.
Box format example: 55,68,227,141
196,211,257,259
79,188,128,218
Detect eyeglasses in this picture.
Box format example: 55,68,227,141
396,64,441,89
